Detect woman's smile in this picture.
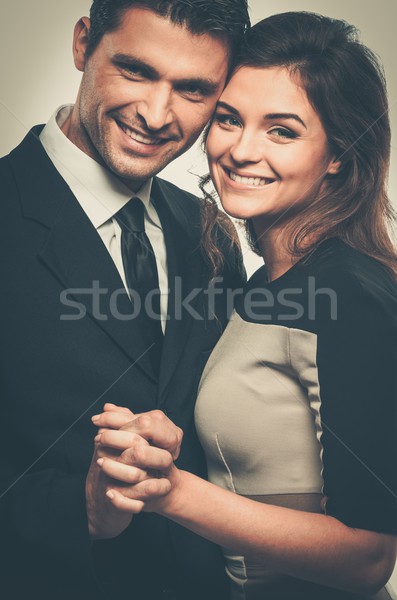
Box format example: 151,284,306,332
207,66,340,227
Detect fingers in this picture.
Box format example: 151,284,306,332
93,433,121,460
92,409,136,430
97,442,173,473
97,457,148,485
105,489,145,514
120,410,183,460
92,407,184,462
120,445,173,471
105,478,172,513
95,430,173,483
95,429,149,452
103,403,134,415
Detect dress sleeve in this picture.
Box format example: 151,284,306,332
315,269,397,533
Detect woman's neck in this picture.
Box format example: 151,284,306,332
254,223,296,282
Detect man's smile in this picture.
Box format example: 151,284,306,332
116,120,171,146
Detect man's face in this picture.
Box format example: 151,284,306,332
67,7,230,190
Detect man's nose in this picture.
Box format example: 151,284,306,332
136,84,174,131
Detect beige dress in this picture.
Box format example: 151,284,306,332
195,240,397,600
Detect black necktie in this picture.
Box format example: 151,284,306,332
115,198,163,373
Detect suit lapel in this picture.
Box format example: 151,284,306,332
8,127,157,382
152,178,205,396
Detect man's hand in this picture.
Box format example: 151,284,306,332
86,405,183,534
93,405,183,460
95,428,178,514
85,405,141,539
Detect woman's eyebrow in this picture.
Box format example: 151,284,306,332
216,103,307,129
216,101,240,115
265,113,307,128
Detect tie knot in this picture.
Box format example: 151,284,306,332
116,198,145,233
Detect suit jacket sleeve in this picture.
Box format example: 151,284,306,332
0,156,100,594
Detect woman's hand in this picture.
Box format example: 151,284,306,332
90,405,397,593
92,403,183,460
91,404,183,514
97,438,181,514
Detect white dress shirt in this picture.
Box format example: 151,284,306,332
40,105,168,332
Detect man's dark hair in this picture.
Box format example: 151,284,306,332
86,0,250,64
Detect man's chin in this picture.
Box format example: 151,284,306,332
106,162,163,190
107,151,176,185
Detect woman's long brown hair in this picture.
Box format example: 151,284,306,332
200,12,397,279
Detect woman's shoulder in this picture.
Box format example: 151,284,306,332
310,238,395,293
310,238,397,326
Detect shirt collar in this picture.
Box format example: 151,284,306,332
39,105,153,229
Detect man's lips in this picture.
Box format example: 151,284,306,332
116,120,171,146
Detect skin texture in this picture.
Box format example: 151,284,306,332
77,7,229,538
206,65,341,280
87,405,180,539
63,7,229,192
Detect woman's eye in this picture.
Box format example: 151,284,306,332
215,114,242,128
270,127,298,140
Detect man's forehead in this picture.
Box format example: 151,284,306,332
103,6,230,61
100,13,229,83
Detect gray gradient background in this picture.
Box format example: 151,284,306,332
1,0,396,587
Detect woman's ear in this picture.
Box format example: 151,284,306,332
73,17,91,72
327,157,342,175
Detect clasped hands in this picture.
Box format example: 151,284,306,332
86,403,183,539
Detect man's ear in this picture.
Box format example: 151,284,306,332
327,157,342,176
73,17,91,72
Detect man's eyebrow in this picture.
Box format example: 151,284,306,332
216,101,240,115
113,53,219,94
175,78,220,95
265,113,307,128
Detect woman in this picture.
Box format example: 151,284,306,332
94,12,397,599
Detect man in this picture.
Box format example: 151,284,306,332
0,1,249,598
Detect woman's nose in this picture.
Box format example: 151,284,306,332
229,131,264,165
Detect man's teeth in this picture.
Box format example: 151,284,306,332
229,171,272,186
120,123,162,145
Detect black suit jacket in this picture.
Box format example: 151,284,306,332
0,127,246,599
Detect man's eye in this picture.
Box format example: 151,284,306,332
119,64,145,77
177,86,206,100
182,86,201,94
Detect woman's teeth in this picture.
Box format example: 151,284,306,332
229,171,272,186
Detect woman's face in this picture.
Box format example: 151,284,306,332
206,66,340,227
